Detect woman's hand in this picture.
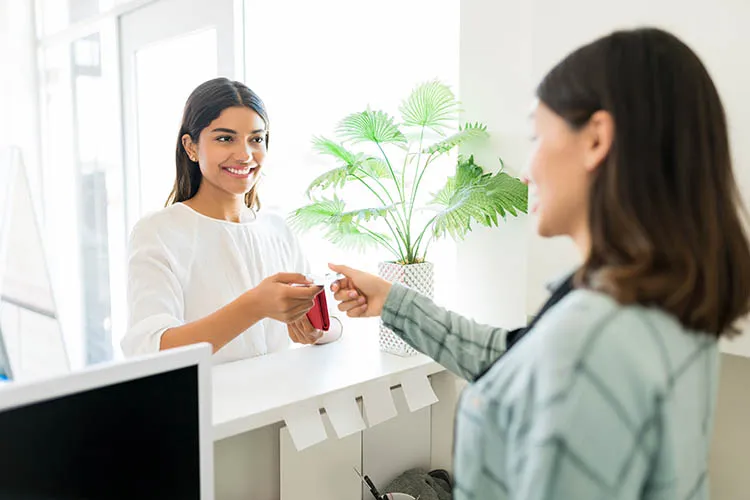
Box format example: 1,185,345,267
287,315,323,344
328,263,392,317
245,273,321,323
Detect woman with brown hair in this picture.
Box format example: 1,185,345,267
329,28,750,499
122,78,343,361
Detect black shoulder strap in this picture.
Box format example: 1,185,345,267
474,272,576,381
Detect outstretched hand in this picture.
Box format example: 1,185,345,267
328,263,393,318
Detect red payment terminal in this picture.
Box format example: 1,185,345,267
306,290,330,331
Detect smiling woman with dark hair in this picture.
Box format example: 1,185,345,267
122,78,345,361
329,28,750,499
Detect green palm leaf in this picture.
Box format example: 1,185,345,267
340,204,400,223
288,205,380,251
325,205,395,251
288,196,395,244
287,197,345,233
400,80,458,135
306,157,393,196
312,136,364,165
423,122,489,155
324,223,384,251
306,167,350,194
307,137,387,194
358,157,391,179
428,155,528,240
337,109,407,146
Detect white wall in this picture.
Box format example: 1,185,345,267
454,0,536,329
459,0,750,329
710,354,750,499
457,0,582,328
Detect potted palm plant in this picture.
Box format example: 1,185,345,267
289,81,527,355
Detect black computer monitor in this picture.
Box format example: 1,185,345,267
0,344,213,499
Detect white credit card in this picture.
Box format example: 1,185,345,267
305,272,345,286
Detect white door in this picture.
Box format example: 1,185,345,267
120,0,240,230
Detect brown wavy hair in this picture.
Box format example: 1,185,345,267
166,77,269,210
537,28,750,336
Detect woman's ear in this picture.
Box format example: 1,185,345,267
182,133,198,162
583,110,614,172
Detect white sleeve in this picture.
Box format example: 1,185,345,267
121,220,184,356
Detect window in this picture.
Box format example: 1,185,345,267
38,23,124,366
131,28,219,216
36,0,123,37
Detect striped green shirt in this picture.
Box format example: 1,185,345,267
382,283,718,499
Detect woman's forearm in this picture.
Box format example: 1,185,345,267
160,290,264,352
382,284,508,380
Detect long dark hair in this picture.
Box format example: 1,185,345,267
166,77,269,210
537,28,750,336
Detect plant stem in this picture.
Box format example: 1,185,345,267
410,151,436,211
376,142,403,201
412,215,437,259
420,237,434,262
357,174,409,250
350,172,407,262
374,143,412,254
358,224,401,260
409,127,426,207
400,144,410,203
368,175,408,235
404,150,439,261
403,127,429,262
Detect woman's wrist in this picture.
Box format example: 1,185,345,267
239,288,266,324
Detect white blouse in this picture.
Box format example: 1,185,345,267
122,203,341,364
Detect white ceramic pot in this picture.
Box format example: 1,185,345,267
377,261,434,356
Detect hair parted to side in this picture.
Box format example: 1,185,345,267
166,77,269,210
537,28,750,337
